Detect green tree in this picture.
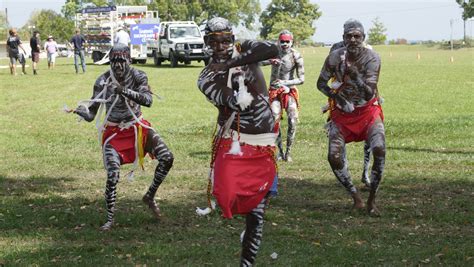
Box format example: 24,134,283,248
149,0,260,27
62,0,109,20
456,0,474,41
0,11,9,39
367,17,387,45
259,0,321,44
24,10,75,43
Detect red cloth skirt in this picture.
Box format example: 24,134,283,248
213,138,276,219
330,98,384,143
269,86,300,110
102,119,151,164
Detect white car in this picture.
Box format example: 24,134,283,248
57,44,73,57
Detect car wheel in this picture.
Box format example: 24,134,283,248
170,53,178,68
153,52,162,66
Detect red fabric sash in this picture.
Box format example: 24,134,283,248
330,98,384,143
102,119,150,164
268,86,300,110
213,138,276,218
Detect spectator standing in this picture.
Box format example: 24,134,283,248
30,31,41,75
114,26,130,46
44,36,58,69
6,28,27,75
69,28,86,73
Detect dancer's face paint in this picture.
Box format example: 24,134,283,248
110,57,130,80
344,30,365,55
206,32,234,62
278,33,293,51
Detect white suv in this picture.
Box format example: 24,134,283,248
150,21,209,67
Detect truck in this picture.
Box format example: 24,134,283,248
75,5,159,64
148,21,209,67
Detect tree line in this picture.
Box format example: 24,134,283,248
2,0,472,46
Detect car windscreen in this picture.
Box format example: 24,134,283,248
169,26,201,38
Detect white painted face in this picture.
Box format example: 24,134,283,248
278,33,293,52
279,39,293,51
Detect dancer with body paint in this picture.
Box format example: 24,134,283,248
317,20,385,216
327,19,376,188
70,44,174,230
197,17,279,266
261,30,305,162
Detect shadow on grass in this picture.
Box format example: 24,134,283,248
188,150,210,160
388,146,474,155
136,63,205,69
1,174,473,265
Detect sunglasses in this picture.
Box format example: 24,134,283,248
280,40,291,44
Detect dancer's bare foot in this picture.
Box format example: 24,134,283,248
367,201,381,217
361,175,371,188
367,192,381,217
99,220,114,231
351,191,365,210
143,195,161,219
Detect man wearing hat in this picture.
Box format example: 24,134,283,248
197,17,279,265
316,19,385,216
114,25,130,46
44,35,58,69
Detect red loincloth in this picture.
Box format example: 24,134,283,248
102,119,151,164
213,138,276,219
330,97,384,143
269,86,300,111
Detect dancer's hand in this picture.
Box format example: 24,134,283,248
269,58,281,65
208,62,228,73
346,65,361,80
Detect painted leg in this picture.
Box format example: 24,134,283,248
276,127,285,161
284,98,298,162
100,144,121,231
271,100,284,160
143,130,174,219
285,117,296,162
327,122,364,210
366,119,386,216
240,197,266,266
361,141,372,187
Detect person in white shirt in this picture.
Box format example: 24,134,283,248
114,26,130,46
44,36,58,69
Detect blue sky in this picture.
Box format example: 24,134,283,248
1,0,470,42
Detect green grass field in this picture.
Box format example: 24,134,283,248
1,45,473,266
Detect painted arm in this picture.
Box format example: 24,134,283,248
197,68,241,111
317,56,337,98
227,40,279,68
119,70,153,107
281,51,305,87
74,79,103,122
317,56,354,112
346,56,380,99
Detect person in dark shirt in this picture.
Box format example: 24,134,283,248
69,29,86,73
29,31,41,75
6,28,27,75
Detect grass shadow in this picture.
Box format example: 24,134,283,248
388,146,474,155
